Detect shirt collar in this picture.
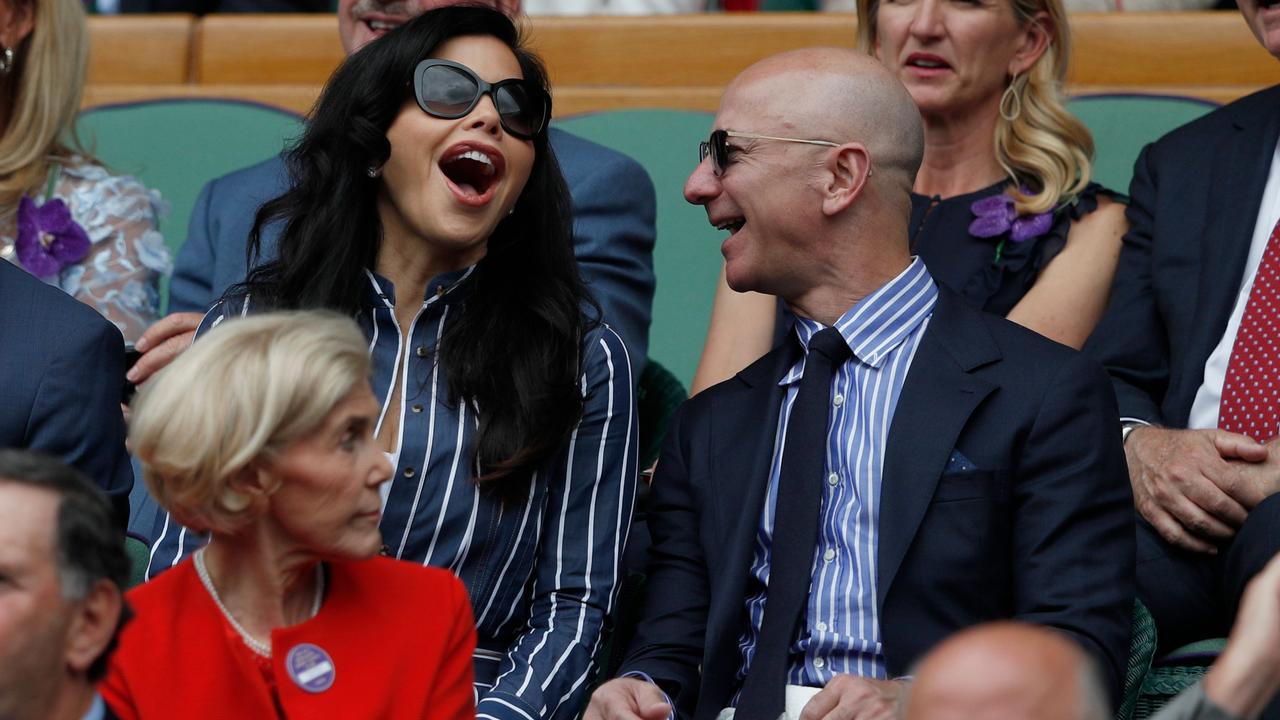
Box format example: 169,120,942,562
81,694,106,720
780,257,937,386
362,265,476,310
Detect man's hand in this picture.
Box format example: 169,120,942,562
583,677,672,720
1125,426,1268,552
128,312,203,386
1203,551,1280,719
799,676,907,720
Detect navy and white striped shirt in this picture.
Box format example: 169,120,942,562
736,258,937,692
145,267,638,720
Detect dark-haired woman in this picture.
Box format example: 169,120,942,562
142,8,637,719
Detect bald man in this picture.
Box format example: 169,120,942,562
585,49,1134,720
904,623,1111,720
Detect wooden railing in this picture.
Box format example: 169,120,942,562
84,12,1280,115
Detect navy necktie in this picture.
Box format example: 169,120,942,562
737,326,851,720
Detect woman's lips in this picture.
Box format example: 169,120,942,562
904,52,952,78
439,142,505,209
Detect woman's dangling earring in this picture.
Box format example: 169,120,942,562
0,47,14,75
999,72,1023,122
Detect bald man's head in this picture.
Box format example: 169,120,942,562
723,47,924,194
905,623,1110,720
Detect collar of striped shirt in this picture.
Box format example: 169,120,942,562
780,257,938,385
361,264,476,308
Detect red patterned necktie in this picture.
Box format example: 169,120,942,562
1218,217,1280,443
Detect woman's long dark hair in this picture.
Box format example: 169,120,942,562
236,5,593,493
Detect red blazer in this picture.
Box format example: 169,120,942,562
101,556,475,719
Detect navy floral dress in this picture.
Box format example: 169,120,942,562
909,181,1119,316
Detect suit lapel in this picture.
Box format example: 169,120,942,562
877,292,997,608
698,341,797,718
1188,90,1280,382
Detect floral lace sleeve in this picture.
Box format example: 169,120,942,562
54,163,172,345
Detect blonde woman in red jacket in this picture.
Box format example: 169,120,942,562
100,311,475,719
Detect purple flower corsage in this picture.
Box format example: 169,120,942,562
968,187,1053,264
15,195,90,279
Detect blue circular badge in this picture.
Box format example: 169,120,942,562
285,643,336,693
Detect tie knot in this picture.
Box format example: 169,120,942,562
807,327,851,366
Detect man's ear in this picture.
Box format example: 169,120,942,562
64,580,124,677
822,143,873,217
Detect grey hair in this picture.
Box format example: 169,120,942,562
129,310,372,535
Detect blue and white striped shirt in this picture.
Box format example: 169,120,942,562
736,258,937,692
144,267,639,720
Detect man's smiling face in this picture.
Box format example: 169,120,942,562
1240,0,1280,59
336,0,519,55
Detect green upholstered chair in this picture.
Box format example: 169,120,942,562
1133,639,1229,719
1119,600,1159,720
1065,94,1218,194
76,99,305,311
124,533,151,589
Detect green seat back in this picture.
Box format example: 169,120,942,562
557,110,719,389
1066,93,1218,194
124,534,150,589
76,99,305,311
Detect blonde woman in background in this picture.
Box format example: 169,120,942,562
0,0,170,344
691,0,1126,393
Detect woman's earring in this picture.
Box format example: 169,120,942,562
0,47,14,75
366,165,382,179
999,73,1023,122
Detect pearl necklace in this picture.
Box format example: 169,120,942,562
194,549,325,658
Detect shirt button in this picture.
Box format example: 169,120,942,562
415,346,428,358
823,549,836,562
411,404,423,413
827,472,839,486
815,622,828,632
403,467,416,478
833,394,845,407
813,658,826,669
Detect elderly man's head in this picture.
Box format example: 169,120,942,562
0,451,129,720
684,47,924,300
338,0,522,54
904,622,1110,720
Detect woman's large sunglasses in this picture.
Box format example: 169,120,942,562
699,129,840,176
412,59,551,140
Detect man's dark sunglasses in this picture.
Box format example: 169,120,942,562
412,59,551,140
699,129,840,176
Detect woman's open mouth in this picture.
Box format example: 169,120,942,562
439,143,506,208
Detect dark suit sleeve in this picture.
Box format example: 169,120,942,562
618,403,708,716
1083,143,1170,423
1013,352,1135,703
168,179,220,314
27,320,132,523
567,148,656,373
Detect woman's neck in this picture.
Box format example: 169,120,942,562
201,531,322,646
914,103,1009,199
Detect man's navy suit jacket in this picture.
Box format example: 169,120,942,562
1086,85,1280,424
0,261,132,520
168,127,657,368
621,288,1136,719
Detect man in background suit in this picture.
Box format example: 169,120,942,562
587,48,1134,720
0,451,130,720
0,262,131,522
1083,0,1280,669
129,0,656,383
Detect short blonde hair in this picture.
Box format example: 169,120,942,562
129,311,372,534
856,0,1094,214
0,0,90,213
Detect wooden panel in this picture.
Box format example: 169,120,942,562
83,82,1264,117
1068,13,1280,87
83,84,318,116
527,14,855,87
87,14,194,85
195,14,343,84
